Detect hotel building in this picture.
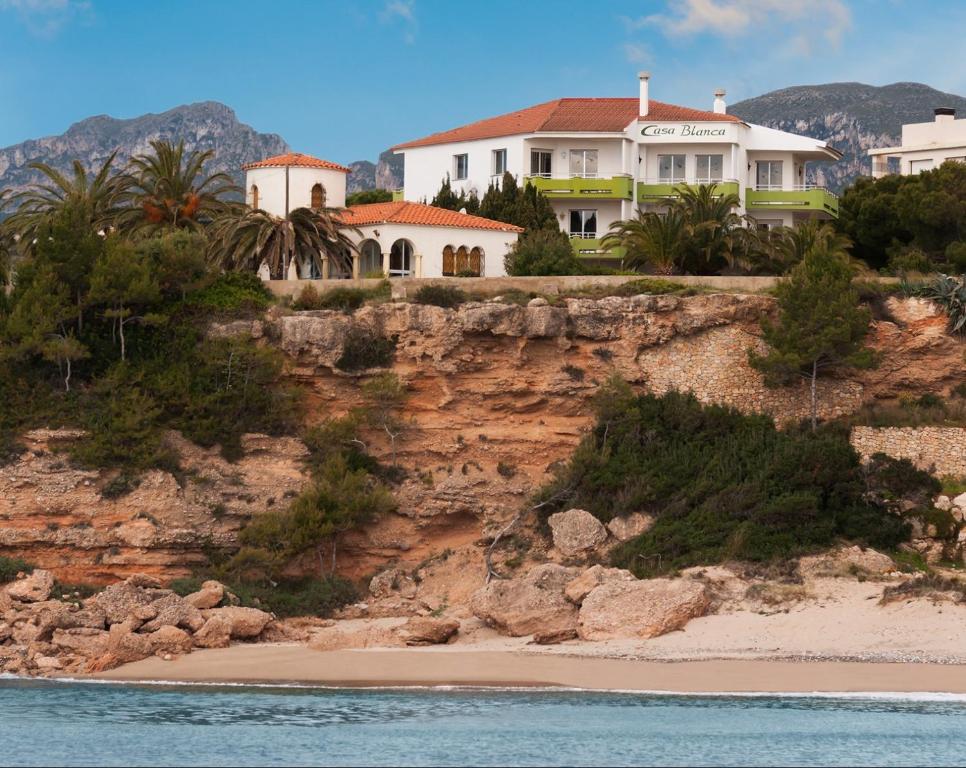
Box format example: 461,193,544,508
869,108,966,178
392,73,842,263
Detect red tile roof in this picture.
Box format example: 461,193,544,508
392,97,743,149
242,152,351,173
339,202,524,233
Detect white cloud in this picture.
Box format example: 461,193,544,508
379,0,417,44
0,0,91,37
623,42,651,64
624,0,852,54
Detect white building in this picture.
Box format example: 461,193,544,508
869,108,966,178
242,153,521,279
392,73,842,263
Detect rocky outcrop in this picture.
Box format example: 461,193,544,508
564,565,636,605
1,573,273,676
799,546,896,578
606,513,654,543
397,617,459,646
547,509,608,557
470,564,580,637
577,578,711,641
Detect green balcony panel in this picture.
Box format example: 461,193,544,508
637,181,740,202
569,238,625,259
745,188,839,217
524,176,633,200
391,189,404,202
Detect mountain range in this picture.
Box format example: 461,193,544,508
1,82,964,201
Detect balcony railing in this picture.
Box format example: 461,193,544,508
524,175,633,199
745,185,839,216
637,179,740,201
567,235,625,259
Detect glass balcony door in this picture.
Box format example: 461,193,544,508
569,149,598,178
530,149,552,177
569,209,597,239
657,154,686,183
756,160,783,190
696,154,724,183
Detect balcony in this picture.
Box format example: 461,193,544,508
637,179,740,203
524,175,634,200
745,186,839,217
391,188,404,202
568,235,625,259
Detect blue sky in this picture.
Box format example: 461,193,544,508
1,0,964,163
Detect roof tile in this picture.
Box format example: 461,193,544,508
339,202,524,233
242,152,351,173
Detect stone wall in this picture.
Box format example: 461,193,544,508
850,426,966,478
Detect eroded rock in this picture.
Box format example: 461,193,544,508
547,509,608,557
577,578,711,641
6,570,54,603
564,565,636,605
398,617,459,646
605,513,654,543
203,606,273,639
470,563,580,637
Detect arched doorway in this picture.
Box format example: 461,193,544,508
442,245,455,276
469,247,484,277
311,183,324,210
328,245,352,279
251,184,259,210
359,239,382,276
389,239,414,277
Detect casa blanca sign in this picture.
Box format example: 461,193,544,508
636,123,738,143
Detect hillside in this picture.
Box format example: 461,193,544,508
731,82,966,191
0,101,289,197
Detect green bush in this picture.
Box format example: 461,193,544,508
335,326,396,371
318,287,368,312
186,271,272,315
946,242,966,274
100,472,142,500
538,382,909,576
885,246,933,276
228,576,357,618
614,278,694,296
292,284,322,310
0,556,34,583
864,452,941,503
413,284,467,308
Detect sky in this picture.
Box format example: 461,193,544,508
1,0,965,164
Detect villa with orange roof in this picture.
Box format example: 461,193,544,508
242,153,522,279
392,73,843,264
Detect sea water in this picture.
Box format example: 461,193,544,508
2,678,965,766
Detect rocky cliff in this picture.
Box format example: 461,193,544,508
0,102,289,198
2,293,963,591
731,82,966,192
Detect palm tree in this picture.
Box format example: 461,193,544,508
4,152,126,252
116,140,239,235
603,208,687,275
672,183,743,273
0,189,13,285
773,219,853,271
208,204,359,279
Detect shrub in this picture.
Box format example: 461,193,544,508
413,284,466,308
613,278,694,296
0,556,34,583
186,272,272,315
946,242,966,274
335,326,396,371
318,287,368,312
101,472,142,500
885,245,933,276
227,576,357,618
537,382,909,577
292,285,322,310
920,274,966,334
504,229,584,276
497,461,517,479
865,453,941,503
561,364,585,382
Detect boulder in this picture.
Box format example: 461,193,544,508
530,628,578,645
51,628,110,658
954,493,966,510
192,615,232,649
308,625,402,651
565,565,636,605
33,655,62,671
369,568,401,598
935,495,953,511
397,617,459,646
577,578,711,641
6,570,54,603
139,594,205,633
148,626,194,656
125,574,163,589
87,582,156,625
605,513,654,543
104,621,155,666
204,606,272,639
547,509,608,557
183,581,225,610
470,563,580,637
799,546,896,578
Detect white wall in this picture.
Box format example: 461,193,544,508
245,166,347,216
902,115,966,147
520,137,630,178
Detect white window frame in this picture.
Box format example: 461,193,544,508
569,209,598,239
756,160,783,190
695,154,724,183
657,154,686,183
569,149,599,179
492,148,507,176
454,154,469,180
909,159,934,174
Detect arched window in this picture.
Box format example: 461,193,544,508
469,247,484,277
251,184,259,210
455,246,469,275
359,239,382,276
442,245,455,276
311,183,325,209
389,239,414,277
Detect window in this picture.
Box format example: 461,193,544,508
454,154,469,180
469,247,484,277
569,149,598,178
360,240,382,276
658,154,686,183
695,154,723,183
909,159,934,174
389,239,413,277
251,184,259,210
493,149,507,176
569,209,598,239
530,149,552,177
310,183,324,209
756,160,783,190
442,245,455,277
755,219,784,231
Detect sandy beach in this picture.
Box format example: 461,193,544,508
94,644,966,694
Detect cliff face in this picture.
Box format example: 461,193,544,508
0,102,289,198
1,294,963,587
730,82,966,191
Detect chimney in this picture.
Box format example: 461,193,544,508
639,71,650,117
713,88,727,115
935,107,956,124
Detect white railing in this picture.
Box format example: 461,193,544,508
753,184,839,199
639,177,739,185
569,232,598,240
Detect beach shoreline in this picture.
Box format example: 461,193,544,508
90,644,966,694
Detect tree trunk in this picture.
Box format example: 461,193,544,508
316,544,325,580
810,359,818,432
119,315,126,361
64,357,71,393
331,536,338,575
